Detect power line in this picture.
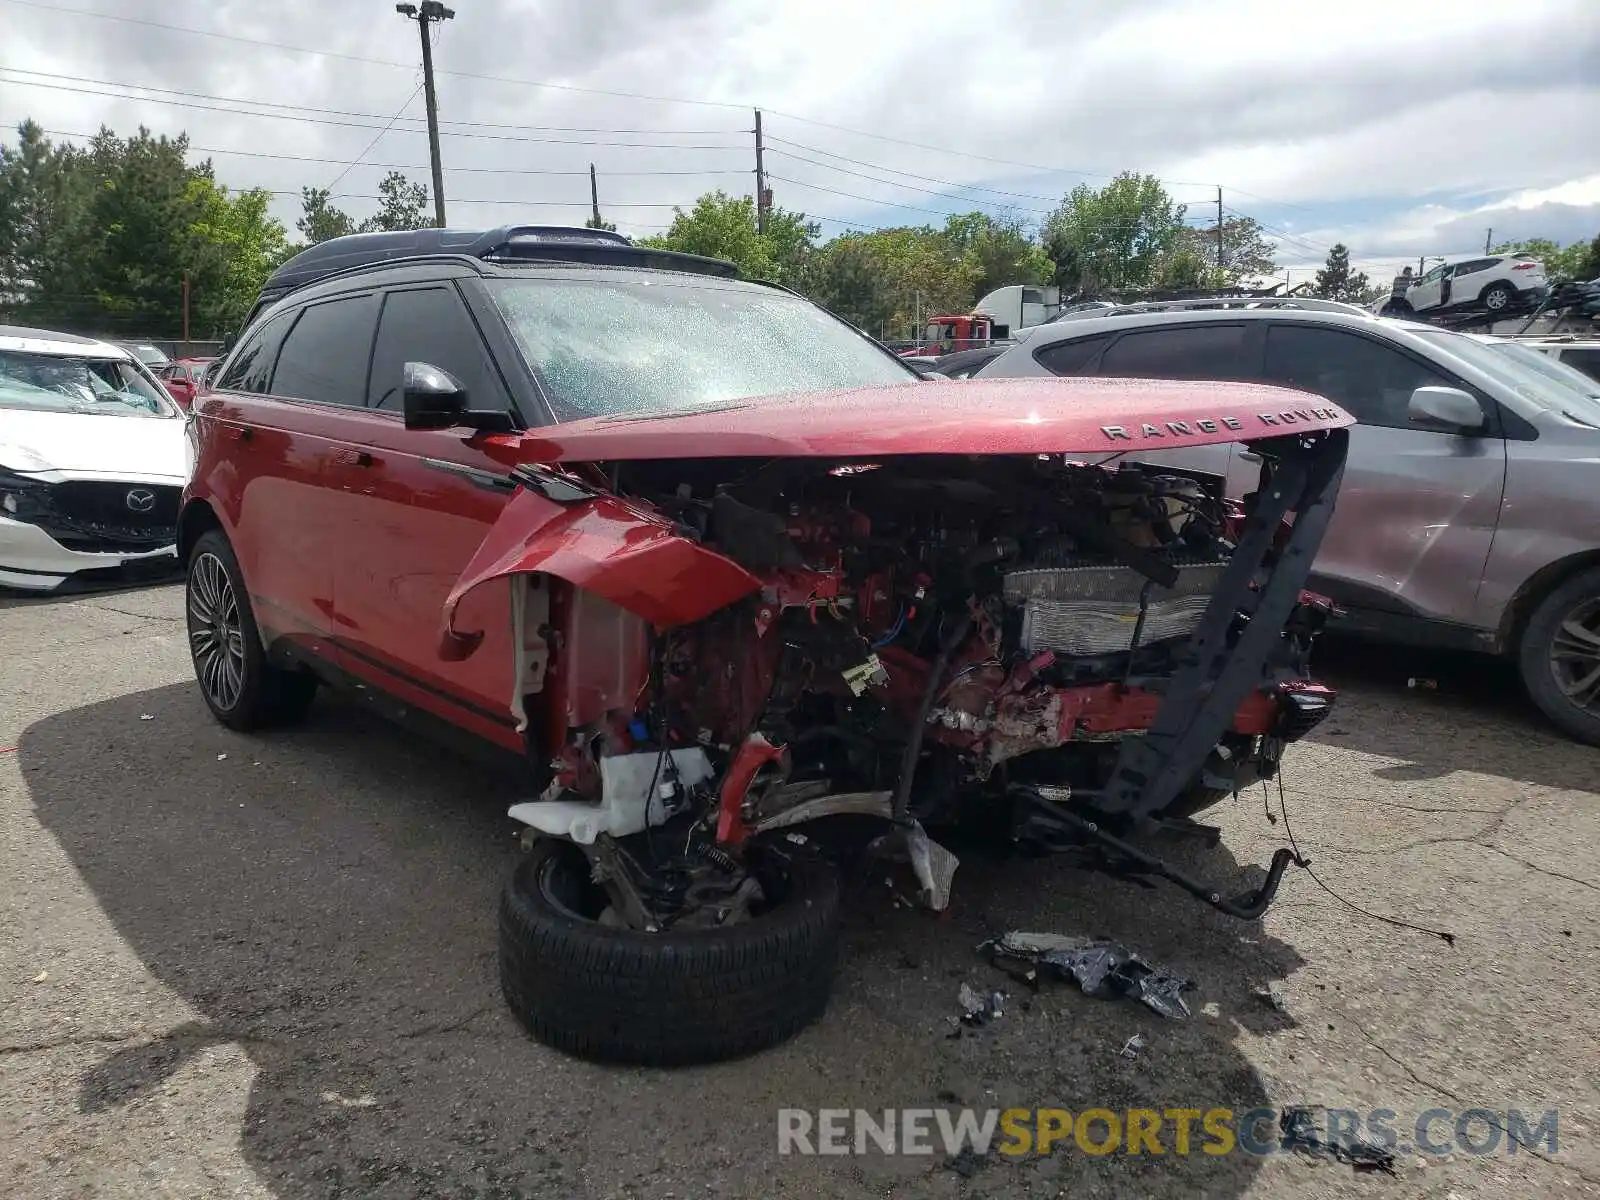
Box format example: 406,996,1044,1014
4,4,1332,218
1,0,1185,187
0,68,748,138
766,174,988,220
0,75,748,149
325,82,422,190
765,145,1054,212
22,127,751,175
0,0,752,111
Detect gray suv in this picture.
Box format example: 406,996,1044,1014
979,306,1600,744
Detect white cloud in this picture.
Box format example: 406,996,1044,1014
1,0,1595,262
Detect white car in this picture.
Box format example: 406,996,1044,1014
0,327,189,592
1517,336,1600,385
1402,254,1548,314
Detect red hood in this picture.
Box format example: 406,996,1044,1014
519,378,1352,462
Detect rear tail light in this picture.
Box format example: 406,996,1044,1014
1512,262,1538,271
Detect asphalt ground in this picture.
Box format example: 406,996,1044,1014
2,580,1597,1199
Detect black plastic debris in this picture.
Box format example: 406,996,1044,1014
944,1147,990,1178
984,931,1195,1019
1279,1107,1398,1176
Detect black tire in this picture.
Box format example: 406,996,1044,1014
498,840,841,1065
1517,566,1600,746
186,529,317,732
1481,282,1515,312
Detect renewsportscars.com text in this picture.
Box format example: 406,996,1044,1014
777,1106,1559,1158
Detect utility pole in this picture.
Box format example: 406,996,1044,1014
1215,186,1225,271
754,108,767,235
180,272,191,346
589,163,602,227
396,2,455,228
1484,228,1493,254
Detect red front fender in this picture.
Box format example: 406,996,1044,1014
439,486,761,659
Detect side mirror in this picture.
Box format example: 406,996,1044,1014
1408,385,1483,432
403,361,469,430
401,361,516,433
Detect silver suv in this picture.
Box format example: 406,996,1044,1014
979,306,1600,744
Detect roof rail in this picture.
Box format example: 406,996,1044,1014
1095,296,1373,317
242,223,739,331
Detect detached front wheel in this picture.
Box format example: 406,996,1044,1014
1518,566,1600,746
498,840,841,1065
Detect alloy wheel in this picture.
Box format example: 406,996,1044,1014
188,551,246,711
1484,288,1509,310
1550,596,1600,716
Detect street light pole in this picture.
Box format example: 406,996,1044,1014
395,2,455,228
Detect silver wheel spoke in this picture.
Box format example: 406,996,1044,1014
1551,601,1600,713
1561,663,1600,702
189,551,247,710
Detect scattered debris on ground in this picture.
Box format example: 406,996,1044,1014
943,1147,990,1178
1254,983,1287,1011
1120,1033,1146,1059
954,983,1005,1032
983,931,1195,1019
1279,1106,1399,1176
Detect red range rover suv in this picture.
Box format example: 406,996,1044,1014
182,226,1350,1064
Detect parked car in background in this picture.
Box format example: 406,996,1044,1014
1464,335,1600,397
925,344,1006,377
118,341,172,371
0,327,187,591
1399,254,1547,315
179,226,1348,1065
978,305,1600,744
158,357,216,409
1519,336,1600,385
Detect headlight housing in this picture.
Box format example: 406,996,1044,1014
0,465,47,519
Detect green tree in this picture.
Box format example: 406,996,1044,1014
297,186,357,244
1311,243,1373,303
1576,233,1600,282
1042,172,1188,294
1,120,288,337
360,170,430,233
1179,214,1278,285
641,190,818,285
186,182,289,336
1491,237,1592,284
583,214,617,232
0,121,93,325
942,212,1050,299
803,225,976,340
805,234,896,335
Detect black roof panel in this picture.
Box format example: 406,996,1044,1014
259,224,736,302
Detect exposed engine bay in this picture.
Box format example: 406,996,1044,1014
504,447,1342,930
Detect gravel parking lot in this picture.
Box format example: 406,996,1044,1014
2,581,1597,1199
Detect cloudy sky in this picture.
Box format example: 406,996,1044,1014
4,0,1597,280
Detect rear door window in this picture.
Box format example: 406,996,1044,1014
1032,334,1111,375
1264,325,1458,429
269,294,379,406
1099,324,1251,380
366,286,509,412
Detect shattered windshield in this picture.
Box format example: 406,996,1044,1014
0,351,177,417
487,276,917,421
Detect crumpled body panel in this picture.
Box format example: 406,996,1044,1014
440,486,761,656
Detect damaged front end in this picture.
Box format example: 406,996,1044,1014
462,427,1347,930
